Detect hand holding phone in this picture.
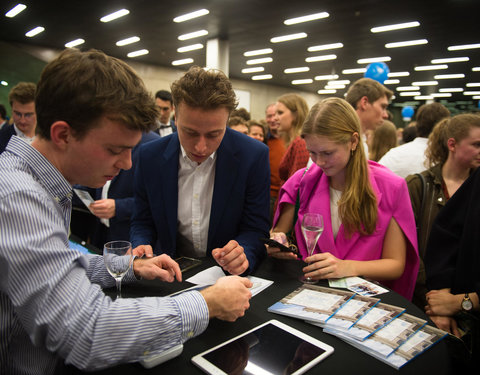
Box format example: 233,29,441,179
260,238,298,255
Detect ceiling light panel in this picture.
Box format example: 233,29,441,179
318,89,337,94
400,92,421,96
415,95,434,100
305,54,337,62
271,33,307,43
116,36,140,46
385,39,428,48
65,38,85,48
246,57,273,65
284,12,329,25
242,67,264,73
357,56,391,64
292,79,313,85
127,49,148,57
388,71,410,77
397,86,420,91
177,44,203,53
370,21,420,33
439,88,463,92
100,9,129,22
172,58,194,66
342,68,366,74
5,4,26,18
173,9,209,23
448,43,480,51
284,67,310,74
414,64,448,71
243,48,273,57
466,83,480,87
307,43,343,52
412,81,438,86
315,74,339,80
178,30,208,41
431,57,469,63
25,27,45,37
384,79,400,84
252,74,272,80
434,74,465,79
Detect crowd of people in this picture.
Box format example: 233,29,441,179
1,47,479,373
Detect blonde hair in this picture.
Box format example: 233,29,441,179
302,97,377,236
369,120,398,162
277,93,309,146
426,113,480,167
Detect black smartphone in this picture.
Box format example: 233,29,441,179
260,238,297,254
175,256,202,272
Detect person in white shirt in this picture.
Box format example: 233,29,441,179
345,78,393,155
379,102,451,178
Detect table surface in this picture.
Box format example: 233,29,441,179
76,256,451,375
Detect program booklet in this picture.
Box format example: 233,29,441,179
324,302,405,341
268,284,355,325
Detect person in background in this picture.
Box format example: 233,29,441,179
0,48,252,374
406,114,480,309
0,82,36,153
402,124,417,144
131,66,270,276
155,89,176,137
248,119,266,143
231,107,251,122
268,97,418,300
265,103,278,139
0,104,7,129
228,116,249,135
368,120,398,162
379,103,450,178
345,78,393,155
276,93,310,182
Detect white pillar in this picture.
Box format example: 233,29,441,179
206,38,229,76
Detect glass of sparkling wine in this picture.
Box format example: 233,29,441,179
103,240,133,299
300,213,324,284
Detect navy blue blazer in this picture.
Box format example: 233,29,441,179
90,131,160,248
0,124,17,154
131,128,270,272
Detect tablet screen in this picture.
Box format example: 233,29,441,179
193,320,333,375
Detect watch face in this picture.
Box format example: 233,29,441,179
462,299,473,311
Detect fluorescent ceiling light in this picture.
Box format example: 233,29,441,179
173,9,209,23
371,21,420,33
242,67,264,73
328,80,350,85
177,43,203,53
1,81,8,86
252,74,272,80
284,67,310,74
100,9,129,22
325,84,345,89
431,57,469,64
400,92,421,96
415,95,434,100
448,43,480,51
5,4,26,18
172,58,194,66
439,88,463,92
473,67,480,71
315,74,339,81
384,79,400,84
415,64,448,71
473,96,480,99
388,71,410,77
65,38,85,48
243,48,273,57
318,89,337,94
270,33,307,43
464,91,480,95
466,83,480,87
434,74,465,79
127,49,149,58
305,54,336,62
292,79,313,85
116,36,140,46
385,39,428,48
357,56,391,64
342,68,366,74
431,93,452,97
25,27,45,37
308,43,343,52
397,86,420,91
246,57,273,65
412,81,438,86
284,12,329,25
178,30,208,41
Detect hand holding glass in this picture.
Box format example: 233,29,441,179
103,240,133,299
300,213,324,284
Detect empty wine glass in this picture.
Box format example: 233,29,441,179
299,213,324,284
103,240,133,299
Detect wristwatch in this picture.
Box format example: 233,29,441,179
461,293,473,312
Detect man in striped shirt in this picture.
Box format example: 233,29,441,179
0,48,252,374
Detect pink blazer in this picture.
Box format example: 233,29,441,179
274,161,419,300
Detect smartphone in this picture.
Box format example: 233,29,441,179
175,256,202,272
259,238,297,255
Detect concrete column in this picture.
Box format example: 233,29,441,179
206,38,229,76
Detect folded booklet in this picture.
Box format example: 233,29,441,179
268,284,355,325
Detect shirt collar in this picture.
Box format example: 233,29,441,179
179,144,216,167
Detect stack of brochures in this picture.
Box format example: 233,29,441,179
268,284,448,369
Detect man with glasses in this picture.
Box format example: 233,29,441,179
0,82,37,153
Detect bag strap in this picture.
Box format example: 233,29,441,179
289,166,310,239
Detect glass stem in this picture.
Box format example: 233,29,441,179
116,277,122,299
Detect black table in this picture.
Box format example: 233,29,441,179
81,257,451,374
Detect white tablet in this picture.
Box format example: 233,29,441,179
192,320,334,375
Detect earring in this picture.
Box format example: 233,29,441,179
351,149,354,156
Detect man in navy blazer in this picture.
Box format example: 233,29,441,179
131,66,270,275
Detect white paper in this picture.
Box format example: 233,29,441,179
73,188,94,212
329,276,389,296
289,289,343,310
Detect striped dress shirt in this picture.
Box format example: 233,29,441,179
0,136,209,374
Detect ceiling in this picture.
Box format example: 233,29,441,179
1,0,479,108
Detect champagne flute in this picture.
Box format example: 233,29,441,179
299,213,324,284
103,240,133,299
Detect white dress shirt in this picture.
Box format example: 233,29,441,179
378,137,428,178
14,123,35,144
177,145,216,257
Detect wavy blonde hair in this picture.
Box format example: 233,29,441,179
302,97,378,236
426,113,480,167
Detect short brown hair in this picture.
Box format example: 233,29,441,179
35,48,158,140
415,102,450,138
170,66,238,113
345,78,393,109
9,82,36,106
